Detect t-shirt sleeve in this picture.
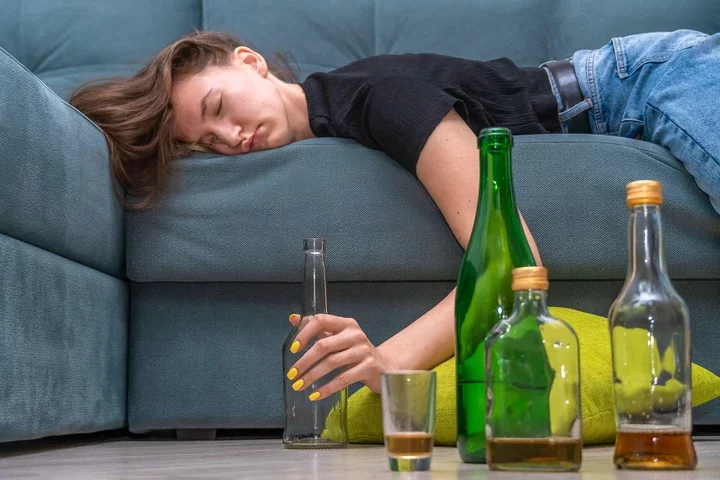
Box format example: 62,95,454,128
362,76,461,176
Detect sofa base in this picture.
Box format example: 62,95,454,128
128,279,720,432
176,429,217,440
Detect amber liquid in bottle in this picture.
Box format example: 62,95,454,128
486,437,582,471
614,429,696,470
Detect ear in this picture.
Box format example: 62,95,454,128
233,46,269,77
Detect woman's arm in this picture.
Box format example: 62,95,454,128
375,109,541,371
286,110,542,399
415,109,541,255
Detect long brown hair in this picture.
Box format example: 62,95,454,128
70,31,297,211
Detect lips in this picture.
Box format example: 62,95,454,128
245,126,260,153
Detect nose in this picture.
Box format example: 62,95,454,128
218,124,242,149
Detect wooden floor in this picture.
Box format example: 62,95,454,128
0,438,718,479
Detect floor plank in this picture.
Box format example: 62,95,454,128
0,439,717,479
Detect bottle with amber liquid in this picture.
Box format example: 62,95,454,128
485,267,582,472
609,181,697,470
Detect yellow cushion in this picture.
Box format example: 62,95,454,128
345,307,720,445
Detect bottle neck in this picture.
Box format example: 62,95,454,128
301,248,328,316
474,136,535,266
480,144,515,207
512,290,550,317
627,204,668,281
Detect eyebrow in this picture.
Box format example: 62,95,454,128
200,87,213,121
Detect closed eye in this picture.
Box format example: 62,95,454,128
217,96,223,116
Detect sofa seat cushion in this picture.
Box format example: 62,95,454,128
126,135,720,283
127,138,462,283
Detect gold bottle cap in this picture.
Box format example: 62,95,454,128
512,266,549,291
626,180,663,206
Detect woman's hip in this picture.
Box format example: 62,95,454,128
564,30,720,214
570,29,711,136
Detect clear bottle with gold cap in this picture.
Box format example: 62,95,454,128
485,266,582,472
609,180,696,470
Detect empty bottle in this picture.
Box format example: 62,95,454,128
282,238,348,448
455,127,536,463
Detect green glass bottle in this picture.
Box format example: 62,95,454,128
455,127,536,463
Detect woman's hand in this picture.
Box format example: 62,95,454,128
286,313,389,401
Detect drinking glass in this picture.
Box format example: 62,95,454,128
381,371,437,471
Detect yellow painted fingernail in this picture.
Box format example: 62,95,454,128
309,392,321,401
287,368,298,380
290,341,301,354
292,379,304,391
289,313,299,321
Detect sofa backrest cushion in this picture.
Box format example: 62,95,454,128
0,0,202,99
2,0,718,98
205,0,720,79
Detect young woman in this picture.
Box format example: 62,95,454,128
71,29,719,402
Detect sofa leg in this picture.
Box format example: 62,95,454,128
175,429,217,440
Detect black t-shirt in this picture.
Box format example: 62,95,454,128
300,53,560,175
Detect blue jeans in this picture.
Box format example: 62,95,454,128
547,30,720,214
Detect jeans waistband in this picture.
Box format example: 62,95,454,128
542,60,593,134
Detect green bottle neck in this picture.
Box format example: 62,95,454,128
473,135,534,266
479,142,515,207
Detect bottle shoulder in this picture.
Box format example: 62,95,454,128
609,280,690,327
615,276,686,302
486,312,578,345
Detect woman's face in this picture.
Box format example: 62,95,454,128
172,47,294,155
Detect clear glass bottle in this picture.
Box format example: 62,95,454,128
609,180,697,470
485,266,582,472
455,127,536,463
282,238,348,448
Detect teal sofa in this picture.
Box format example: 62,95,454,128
1,0,719,443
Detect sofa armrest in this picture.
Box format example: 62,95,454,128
0,47,124,277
